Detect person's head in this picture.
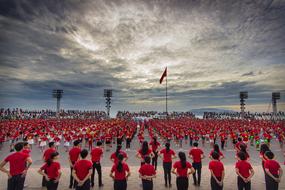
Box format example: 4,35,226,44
116,144,122,156
265,151,274,160
240,144,247,153
211,151,220,160
165,142,170,151
73,140,81,147
97,141,102,146
153,136,157,143
193,142,198,147
14,142,24,152
141,141,149,155
49,142,55,148
237,151,246,161
238,137,242,142
178,152,187,168
80,149,88,159
213,144,220,152
47,152,59,166
23,142,29,149
260,144,270,154
144,156,151,164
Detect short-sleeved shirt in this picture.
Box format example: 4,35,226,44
74,159,93,180
111,162,130,180
22,149,31,155
40,162,60,179
4,152,29,176
160,148,175,163
173,161,192,177
264,160,280,175
69,147,81,163
150,141,161,152
91,147,103,162
110,151,128,163
209,160,224,178
139,164,156,176
138,149,152,158
43,148,56,161
235,160,252,178
189,148,204,163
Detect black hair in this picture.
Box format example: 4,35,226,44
265,151,274,159
153,136,157,146
47,152,59,166
23,142,28,146
117,153,124,172
73,140,81,146
14,142,24,152
178,152,186,168
141,141,149,156
144,156,151,164
193,142,198,147
49,142,55,148
260,144,270,154
213,144,220,153
237,151,246,161
115,145,122,157
211,151,220,160
238,137,242,142
165,142,170,153
97,141,102,146
80,149,88,159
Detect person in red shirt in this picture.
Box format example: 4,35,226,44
90,141,104,187
110,153,131,190
0,142,32,190
136,141,154,165
73,149,93,190
110,144,128,163
22,142,31,156
149,136,161,170
209,144,224,161
264,151,283,190
38,152,61,190
42,142,56,187
139,156,156,190
189,142,204,186
69,140,82,189
172,152,195,190
235,151,254,190
208,151,225,190
159,142,176,187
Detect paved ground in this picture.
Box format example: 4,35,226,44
0,132,284,190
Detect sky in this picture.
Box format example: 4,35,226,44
0,0,285,114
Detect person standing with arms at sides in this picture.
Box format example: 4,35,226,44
150,136,161,170
209,152,225,190
172,152,195,190
110,144,128,163
189,142,204,186
91,141,104,188
209,144,224,160
73,149,93,190
136,141,154,165
235,152,254,190
264,151,283,190
110,153,131,190
42,142,56,187
69,140,82,189
38,152,61,190
159,142,176,187
139,156,156,190
0,142,33,190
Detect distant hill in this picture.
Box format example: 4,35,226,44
190,108,236,116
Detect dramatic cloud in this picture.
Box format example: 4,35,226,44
0,0,285,113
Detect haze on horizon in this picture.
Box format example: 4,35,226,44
0,0,285,113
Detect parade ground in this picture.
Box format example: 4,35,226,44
0,131,284,190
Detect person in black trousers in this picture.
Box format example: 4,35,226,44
139,156,156,190
189,142,204,186
235,152,254,190
264,151,283,190
209,152,225,190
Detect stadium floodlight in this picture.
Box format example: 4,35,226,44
104,89,112,118
52,89,63,116
240,91,248,119
272,92,280,114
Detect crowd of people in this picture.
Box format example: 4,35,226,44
0,115,284,190
203,111,285,120
116,111,195,120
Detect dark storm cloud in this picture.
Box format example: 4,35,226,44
0,0,285,112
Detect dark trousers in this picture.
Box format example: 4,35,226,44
69,162,77,188
192,162,202,185
151,151,158,170
8,175,25,190
114,179,127,190
163,162,172,185
126,138,131,148
176,177,188,190
237,176,251,190
46,180,59,190
76,179,90,190
211,176,223,190
42,176,47,187
142,179,153,190
91,162,102,186
221,141,225,150
265,173,279,190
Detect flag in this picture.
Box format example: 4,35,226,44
159,67,167,84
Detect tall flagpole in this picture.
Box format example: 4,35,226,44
166,67,168,115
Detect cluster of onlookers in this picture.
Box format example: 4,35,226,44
203,111,285,120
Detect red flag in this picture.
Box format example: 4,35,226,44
159,67,167,84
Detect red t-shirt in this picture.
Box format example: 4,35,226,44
209,160,224,178
173,161,192,177
160,148,175,163
74,159,93,180
69,147,81,163
189,148,204,163
110,151,128,163
235,160,252,178
264,160,280,175
111,162,130,180
40,162,60,179
22,149,31,155
139,164,156,176
4,152,29,176
149,141,160,152
43,148,56,161
138,148,152,157
91,147,103,162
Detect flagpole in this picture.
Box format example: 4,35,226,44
166,68,168,115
